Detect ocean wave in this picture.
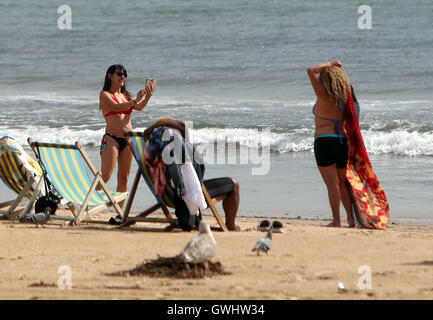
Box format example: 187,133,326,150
363,130,433,156
191,128,433,156
3,94,94,106
3,125,433,157
359,99,432,108
5,91,429,110
0,126,105,148
190,127,313,153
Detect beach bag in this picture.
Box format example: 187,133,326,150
35,176,60,214
31,143,61,215
174,197,202,231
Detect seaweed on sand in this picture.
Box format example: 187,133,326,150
106,254,231,279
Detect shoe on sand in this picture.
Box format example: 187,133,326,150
109,215,122,225
272,220,284,233
258,220,270,231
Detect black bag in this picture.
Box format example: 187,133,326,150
35,191,60,214
33,146,61,215
174,197,202,231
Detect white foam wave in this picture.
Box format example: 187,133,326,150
2,125,433,157
0,126,105,148
191,128,433,156
363,130,433,156
191,127,313,153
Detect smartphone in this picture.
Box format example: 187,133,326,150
145,78,157,89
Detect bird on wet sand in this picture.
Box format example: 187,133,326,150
252,227,272,256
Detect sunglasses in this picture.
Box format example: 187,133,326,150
116,71,127,78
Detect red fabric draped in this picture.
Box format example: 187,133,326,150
144,144,167,198
345,90,391,230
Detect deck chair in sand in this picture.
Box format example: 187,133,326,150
28,138,128,225
122,131,228,231
0,136,45,219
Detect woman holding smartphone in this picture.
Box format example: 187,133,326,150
99,64,155,221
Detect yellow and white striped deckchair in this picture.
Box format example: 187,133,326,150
122,130,228,231
0,136,44,219
28,138,128,225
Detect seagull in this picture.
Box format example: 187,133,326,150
252,227,272,256
181,220,217,264
20,207,51,228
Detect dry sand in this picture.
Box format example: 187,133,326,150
0,210,432,300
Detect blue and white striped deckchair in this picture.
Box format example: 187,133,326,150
28,138,128,225
122,130,228,231
0,139,44,219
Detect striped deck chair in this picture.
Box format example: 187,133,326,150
0,138,44,219
28,138,128,225
122,130,228,231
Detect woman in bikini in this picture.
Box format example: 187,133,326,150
99,64,155,213
307,60,355,228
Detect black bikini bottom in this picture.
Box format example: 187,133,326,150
100,133,128,154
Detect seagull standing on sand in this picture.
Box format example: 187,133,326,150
181,220,216,264
20,207,51,228
252,227,272,256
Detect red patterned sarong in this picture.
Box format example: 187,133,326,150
345,90,390,229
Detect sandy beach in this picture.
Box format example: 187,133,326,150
2,0,433,306
0,210,432,300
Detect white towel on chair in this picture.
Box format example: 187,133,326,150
180,162,206,216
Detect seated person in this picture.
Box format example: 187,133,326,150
143,119,240,231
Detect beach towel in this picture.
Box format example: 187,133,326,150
344,90,390,229
0,135,44,194
180,162,207,216
144,143,167,198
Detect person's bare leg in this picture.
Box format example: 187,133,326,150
97,137,118,191
337,168,356,227
318,165,342,227
222,179,240,231
116,147,133,209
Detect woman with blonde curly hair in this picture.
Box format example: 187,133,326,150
307,60,355,228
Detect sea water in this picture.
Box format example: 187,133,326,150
1,0,432,223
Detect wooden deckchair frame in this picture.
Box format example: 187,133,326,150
122,130,228,231
0,157,75,221
0,174,44,220
0,141,50,220
28,138,128,225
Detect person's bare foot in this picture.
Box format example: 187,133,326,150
326,221,342,228
347,216,356,228
227,224,241,231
